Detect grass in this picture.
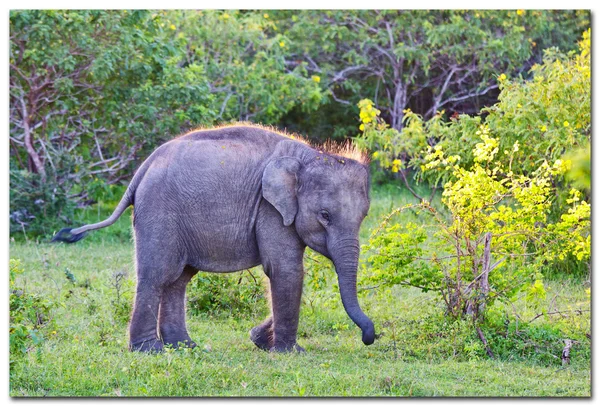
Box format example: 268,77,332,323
9,182,591,397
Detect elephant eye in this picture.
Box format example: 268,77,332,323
319,210,331,224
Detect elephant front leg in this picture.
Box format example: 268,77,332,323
269,263,305,352
254,199,306,352
250,317,273,351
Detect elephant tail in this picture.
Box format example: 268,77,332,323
52,156,152,244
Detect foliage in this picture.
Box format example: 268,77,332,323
275,10,589,130
187,269,266,318
9,10,215,236
9,170,75,238
303,249,342,314
564,143,591,191
10,259,55,363
356,29,591,191
361,129,590,324
483,28,591,174
168,10,324,124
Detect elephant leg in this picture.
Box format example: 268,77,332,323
269,263,305,352
130,229,183,353
129,276,163,352
159,266,197,349
250,317,273,351
255,199,307,352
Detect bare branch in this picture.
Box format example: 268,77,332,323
10,109,68,140
439,83,499,108
303,54,322,73
329,88,352,105
330,65,366,83
397,168,424,202
217,92,235,120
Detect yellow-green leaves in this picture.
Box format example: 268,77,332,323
485,29,590,174
544,189,591,262
358,99,380,124
473,126,499,163
354,100,429,176
361,118,590,324
526,279,547,302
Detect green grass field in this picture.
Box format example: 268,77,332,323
9,183,590,397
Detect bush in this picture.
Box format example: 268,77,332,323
360,128,590,327
10,259,55,363
187,270,267,318
9,170,76,239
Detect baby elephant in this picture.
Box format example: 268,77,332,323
53,124,375,352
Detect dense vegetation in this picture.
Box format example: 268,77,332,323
10,10,590,397
9,10,589,237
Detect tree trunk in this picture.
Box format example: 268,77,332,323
562,339,574,366
19,96,46,181
465,232,492,320
390,81,407,131
478,232,492,316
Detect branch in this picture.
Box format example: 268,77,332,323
303,54,322,73
330,65,366,83
476,326,495,359
464,256,506,295
527,309,590,324
329,88,352,105
426,66,458,118
398,168,425,202
217,92,234,120
88,156,120,169
438,83,499,108
18,95,46,180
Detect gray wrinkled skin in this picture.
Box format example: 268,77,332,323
54,125,375,353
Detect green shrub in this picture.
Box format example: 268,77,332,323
360,129,590,330
9,170,76,239
187,270,267,318
10,259,55,363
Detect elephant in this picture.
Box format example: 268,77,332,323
53,124,375,353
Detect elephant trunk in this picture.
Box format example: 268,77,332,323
330,239,375,345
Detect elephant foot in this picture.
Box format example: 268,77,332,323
250,325,273,351
130,338,164,353
270,343,305,353
163,338,197,350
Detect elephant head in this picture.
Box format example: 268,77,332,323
262,154,375,345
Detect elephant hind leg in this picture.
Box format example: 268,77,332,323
159,266,197,349
130,240,184,352
129,278,164,353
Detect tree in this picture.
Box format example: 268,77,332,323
167,10,323,124
356,29,591,196
9,10,216,235
275,10,589,130
10,10,216,182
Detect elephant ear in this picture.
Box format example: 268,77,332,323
262,156,302,227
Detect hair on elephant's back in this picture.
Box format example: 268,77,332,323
175,122,308,145
175,122,369,166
